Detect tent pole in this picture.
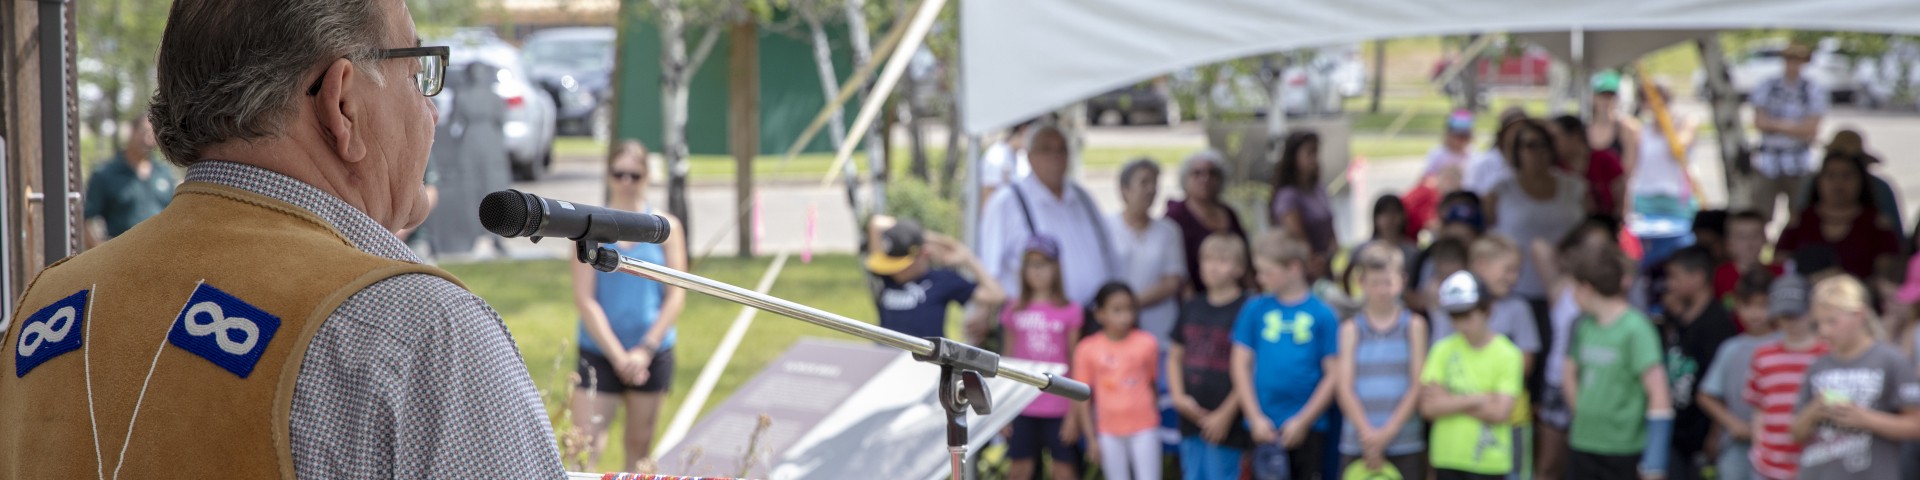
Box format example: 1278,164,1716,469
1696,38,1745,206
1575,28,1592,119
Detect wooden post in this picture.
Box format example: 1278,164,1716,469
730,22,759,258
1369,39,1386,113
4,0,50,305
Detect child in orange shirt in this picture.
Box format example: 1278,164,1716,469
1074,282,1162,480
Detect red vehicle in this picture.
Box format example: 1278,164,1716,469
1431,45,1555,88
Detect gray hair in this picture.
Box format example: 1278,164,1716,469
1179,149,1227,192
1022,121,1071,157
149,0,393,166
1117,157,1160,190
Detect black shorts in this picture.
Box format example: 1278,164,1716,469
1537,383,1572,430
1568,450,1640,480
1007,415,1081,465
577,347,675,393
1526,297,1552,401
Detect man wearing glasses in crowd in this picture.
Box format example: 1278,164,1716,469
0,0,565,478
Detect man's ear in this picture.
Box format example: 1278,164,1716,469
313,58,369,164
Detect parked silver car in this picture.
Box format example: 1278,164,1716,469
522,27,616,138
433,29,559,180
1176,44,1367,119
1853,39,1920,110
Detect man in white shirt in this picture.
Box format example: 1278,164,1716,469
978,123,1116,306
1747,43,1827,223
980,119,1036,205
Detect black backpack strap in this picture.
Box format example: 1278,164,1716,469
1010,182,1039,235
1012,181,1117,279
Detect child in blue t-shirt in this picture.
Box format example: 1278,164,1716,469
1233,231,1341,480
864,217,1006,340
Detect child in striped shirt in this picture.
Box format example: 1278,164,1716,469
1334,242,1430,477
1744,272,1827,480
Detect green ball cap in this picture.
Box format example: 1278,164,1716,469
1592,70,1622,93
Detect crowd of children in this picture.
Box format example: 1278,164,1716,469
867,207,1920,479
863,119,1920,480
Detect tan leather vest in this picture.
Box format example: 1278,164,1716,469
0,183,462,479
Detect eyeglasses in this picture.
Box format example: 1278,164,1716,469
306,46,451,97
611,171,646,182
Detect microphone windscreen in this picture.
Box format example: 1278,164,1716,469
479,190,534,238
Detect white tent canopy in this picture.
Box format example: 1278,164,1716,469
959,0,1920,134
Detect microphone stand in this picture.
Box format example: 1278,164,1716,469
572,240,1090,478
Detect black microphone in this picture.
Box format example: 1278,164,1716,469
479,189,671,244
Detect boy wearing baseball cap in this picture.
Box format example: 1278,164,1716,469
1419,271,1526,480
1424,110,1476,177
865,216,1006,341
1744,272,1827,480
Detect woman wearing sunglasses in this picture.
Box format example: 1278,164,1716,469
1483,118,1588,412
568,140,689,471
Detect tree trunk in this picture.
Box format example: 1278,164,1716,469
656,0,719,239
844,0,886,215
904,71,929,182
730,22,759,258
801,11,847,150
879,96,894,183
102,83,123,154
1461,35,1483,112
1368,39,1386,113
804,9,866,236
939,92,963,197
658,0,694,236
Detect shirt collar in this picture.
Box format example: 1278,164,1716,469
1018,175,1076,204
182,161,421,262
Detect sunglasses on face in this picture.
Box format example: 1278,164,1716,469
611,171,646,182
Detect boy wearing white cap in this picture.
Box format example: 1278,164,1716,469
1420,271,1526,480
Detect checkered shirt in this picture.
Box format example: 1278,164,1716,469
185,161,565,479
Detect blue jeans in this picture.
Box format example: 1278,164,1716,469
1181,436,1245,480
1716,443,1753,480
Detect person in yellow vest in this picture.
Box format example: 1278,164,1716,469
0,0,565,478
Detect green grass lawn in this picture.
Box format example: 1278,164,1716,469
443,253,877,473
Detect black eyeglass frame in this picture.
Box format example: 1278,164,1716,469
305,46,451,97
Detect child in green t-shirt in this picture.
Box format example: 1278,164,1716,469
1420,271,1524,480
1562,246,1673,480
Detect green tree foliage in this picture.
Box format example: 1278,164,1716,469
76,0,167,153
884,176,959,237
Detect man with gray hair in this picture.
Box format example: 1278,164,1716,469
978,123,1116,307
0,0,565,478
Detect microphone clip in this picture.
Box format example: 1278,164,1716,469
573,240,621,273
